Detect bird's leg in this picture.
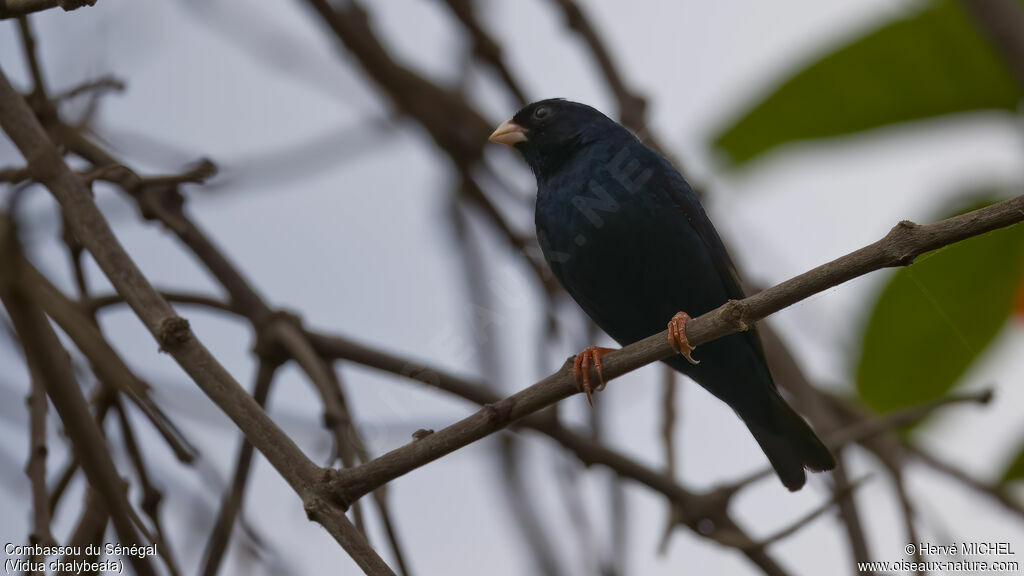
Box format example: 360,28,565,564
667,312,699,365
572,346,616,406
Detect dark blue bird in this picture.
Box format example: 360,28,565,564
489,99,835,490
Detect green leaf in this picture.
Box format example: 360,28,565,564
712,1,1021,166
856,197,1024,415
1002,440,1024,483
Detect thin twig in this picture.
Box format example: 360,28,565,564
908,445,1024,521
719,389,996,496
554,455,598,574
48,454,78,516
502,436,567,576
826,389,994,448
542,0,687,170
113,396,184,576
889,467,922,567
52,76,125,103
545,0,647,132
440,0,528,105
756,327,873,567
657,365,679,555
303,0,563,299
64,487,108,561
201,360,278,576
745,476,871,551
1,0,95,19
453,195,566,576
660,366,678,480
85,290,236,315
17,17,48,99
25,377,54,548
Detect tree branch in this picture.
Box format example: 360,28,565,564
111,395,183,576
546,0,648,132
441,0,528,105
1,0,96,19
327,196,1024,505
29,262,198,462
0,65,395,576
200,359,278,576
25,376,54,548
58,125,411,572
755,324,874,567
82,253,1013,576
0,215,155,576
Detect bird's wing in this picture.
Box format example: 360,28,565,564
654,158,772,363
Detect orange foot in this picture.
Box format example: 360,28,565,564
667,312,699,365
572,346,616,406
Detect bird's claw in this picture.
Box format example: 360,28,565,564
667,312,699,365
572,346,615,406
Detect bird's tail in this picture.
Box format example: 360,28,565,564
744,394,835,491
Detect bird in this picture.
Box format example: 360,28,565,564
488,99,835,491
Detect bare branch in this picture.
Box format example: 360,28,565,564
827,389,994,447
0,66,395,575
888,468,922,566
304,331,792,574
64,487,108,563
441,0,528,105
908,445,1024,522
660,366,678,480
48,455,77,515
1,0,96,19
327,197,1024,506
84,290,236,315
29,263,198,462
746,476,870,551
16,17,47,99
0,63,319,492
112,396,183,576
52,76,125,103
25,376,54,547
0,215,156,576
55,117,413,574
201,360,278,576
86,263,1014,576
755,325,874,567
656,366,679,554
302,0,563,297
546,0,647,131
0,165,29,183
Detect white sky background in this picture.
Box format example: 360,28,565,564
1,0,1023,574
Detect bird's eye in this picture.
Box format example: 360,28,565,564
533,106,551,120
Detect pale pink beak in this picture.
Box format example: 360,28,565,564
488,120,528,146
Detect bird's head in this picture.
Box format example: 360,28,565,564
489,99,619,178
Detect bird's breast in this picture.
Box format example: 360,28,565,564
535,168,669,342
536,173,648,278
533,150,726,345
